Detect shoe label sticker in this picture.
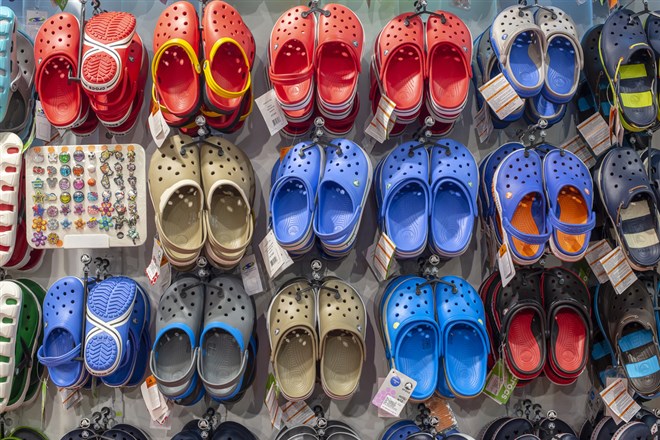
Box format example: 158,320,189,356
281,400,317,428
483,359,518,405
57,386,82,410
145,236,171,297
366,232,399,282
372,368,416,417
240,253,264,295
365,94,397,144
259,229,293,280
600,378,640,423
26,9,48,40
475,104,494,144
478,73,524,121
148,108,171,149
255,89,287,136
265,373,282,430
497,243,516,288
560,135,596,169
375,378,397,418
600,246,637,295
578,112,611,157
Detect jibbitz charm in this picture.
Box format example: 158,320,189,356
100,202,114,216
74,204,84,215
102,191,112,202
32,217,47,232
61,204,71,216
128,176,137,189
115,190,125,201
60,192,72,204
73,178,85,191
46,177,57,189
31,231,46,247
114,176,124,188
47,166,57,176
87,218,98,228
114,204,126,215
60,165,71,177
47,233,59,245
87,164,96,173
47,218,59,230
100,163,113,176
33,152,45,163
46,193,57,202
32,192,46,203
32,178,44,190
59,178,70,191
99,216,113,231
87,191,98,202
73,191,84,203
74,218,85,230
127,163,136,173
127,150,135,162
117,232,125,239
88,178,96,187
48,152,57,163
32,205,44,217
73,150,85,162
127,227,139,243
128,190,137,201
88,152,96,161
87,205,100,216
33,166,45,175
73,165,84,176
114,162,123,173
59,152,70,163
114,151,124,162
46,206,59,218
61,218,72,230
100,150,112,163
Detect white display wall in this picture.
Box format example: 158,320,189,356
0,0,624,437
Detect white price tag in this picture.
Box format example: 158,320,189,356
376,378,397,418
240,253,264,295
475,104,494,143
141,376,172,425
497,243,516,288
145,237,171,300
578,112,611,157
258,230,293,280
600,378,640,423
265,377,282,430
584,240,613,284
372,369,416,417
255,89,287,136
148,108,171,148
281,400,316,427
26,10,47,40
561,135,596,169
600,246,637,294
366,232,398,282
365,94,397,144
478,73,524,120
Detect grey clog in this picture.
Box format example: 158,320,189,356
150,276,204,399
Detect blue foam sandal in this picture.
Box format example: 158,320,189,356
490,6,547,98
493,148,551,265
479,142,524,246
101,283,149,387
37,277,88,388
597,146,660,270
375,142,430,259
84,276,137,376
429,140,478,258
380,275,439,401
600,9,657,132
435,276,489,398
542,149,595,262
314,139,372,257
269,141,324,254
380,421,421,440
535,7,583,104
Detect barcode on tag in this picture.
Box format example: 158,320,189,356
475,104,494,143
365,95,397,144
258,230,293,279
381,395,403,416
256,89,287,136
584,240,613,284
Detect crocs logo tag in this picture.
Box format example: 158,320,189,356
463,46,468,52
274,44,279,51
357,325,363,333
478,318,483,325
502,34,508,40
393,322,399,329
585,188,590,195
506,191,512,199
353,41,359,47
384,49,389,56
353,180,360,187
468,181,473,187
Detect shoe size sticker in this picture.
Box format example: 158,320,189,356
600,246,637,295
483,359,518,405
478,73,524,121
561,135,596,169
584,240,613,284
372,369,416,417
35,101,57,143
578,112,611,157
600,378,640,423
475,104,494,144
255,89,287,136
365,95,397,145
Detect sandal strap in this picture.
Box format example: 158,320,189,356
202,37,252,100
548,210,596,236
502,217,552,245
37,343,81,367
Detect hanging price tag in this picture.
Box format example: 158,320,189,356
372,369,416,417
600,246,637,294
256,89,287,136
148,108,171,149
600,378,640,423
478,73,524,120
240,253,264,295
475,104,494,143
584,240,613,284
365,95,397,144
497,243,516,288
366,232,398,282
258,230,293,280
483,359,518,405
578,112,611,156
561,135,596,169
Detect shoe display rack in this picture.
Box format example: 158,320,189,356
8,0,660,438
